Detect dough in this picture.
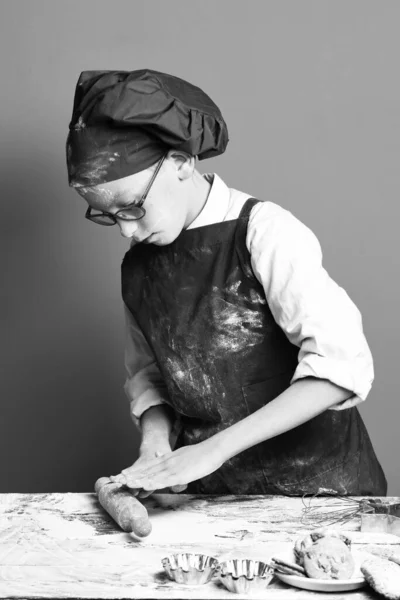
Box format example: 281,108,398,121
303,537,355,580
294,529,354,580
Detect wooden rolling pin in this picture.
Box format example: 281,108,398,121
94,477,152,537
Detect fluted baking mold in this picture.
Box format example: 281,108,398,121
162,553,219,585
219,559,274,594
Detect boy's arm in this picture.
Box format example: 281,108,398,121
111,306,185,493
246,202,374,407
211,376,352,462
114,376,353,493
123,304,181,439
139,404,180,453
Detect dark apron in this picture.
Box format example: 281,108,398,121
121,198,387,496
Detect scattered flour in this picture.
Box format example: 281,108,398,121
36,513,95,539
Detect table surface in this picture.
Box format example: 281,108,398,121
1,493,400,599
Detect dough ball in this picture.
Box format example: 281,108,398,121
294,529,351,568
303,537,355,580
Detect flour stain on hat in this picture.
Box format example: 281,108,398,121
76,150,120,186
74,116,86,130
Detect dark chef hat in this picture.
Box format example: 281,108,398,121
66,69,229,187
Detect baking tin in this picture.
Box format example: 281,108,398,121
162,553,219,585
219,559,275,594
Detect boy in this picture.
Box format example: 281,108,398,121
67,69,386,496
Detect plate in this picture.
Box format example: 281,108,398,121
274,550,367,593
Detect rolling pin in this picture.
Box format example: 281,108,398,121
94,477,152,537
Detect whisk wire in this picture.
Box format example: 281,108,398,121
300,489,365,527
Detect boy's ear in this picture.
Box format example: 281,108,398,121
167,150,195,180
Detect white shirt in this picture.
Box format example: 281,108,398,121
123,173,374,429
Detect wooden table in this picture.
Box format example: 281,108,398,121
1,493,399,599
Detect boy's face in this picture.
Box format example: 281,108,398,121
76,153,194,246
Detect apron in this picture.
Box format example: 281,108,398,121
121,198,387,496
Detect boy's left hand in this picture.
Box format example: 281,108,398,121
113,440,224,492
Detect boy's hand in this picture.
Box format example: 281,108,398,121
110,444,187,497
115,439,224,493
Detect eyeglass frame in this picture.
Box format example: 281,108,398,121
85,153,167,226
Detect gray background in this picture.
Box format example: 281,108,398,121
1,0,399,494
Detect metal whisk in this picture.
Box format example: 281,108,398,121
300,488,367,528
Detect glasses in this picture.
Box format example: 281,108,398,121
85,154,167,226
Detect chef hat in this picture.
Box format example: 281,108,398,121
66,69,229,187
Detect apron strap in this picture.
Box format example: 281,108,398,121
234,197,266,282
237,197,264,220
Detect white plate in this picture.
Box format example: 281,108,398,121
274,550,367,593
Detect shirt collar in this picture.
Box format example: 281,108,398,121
187,173,231,229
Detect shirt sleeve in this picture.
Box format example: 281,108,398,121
246,201,374,410
123,304,179,430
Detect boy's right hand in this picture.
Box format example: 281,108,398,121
110,445,187,498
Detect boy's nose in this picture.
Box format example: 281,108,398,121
118,220,139,239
